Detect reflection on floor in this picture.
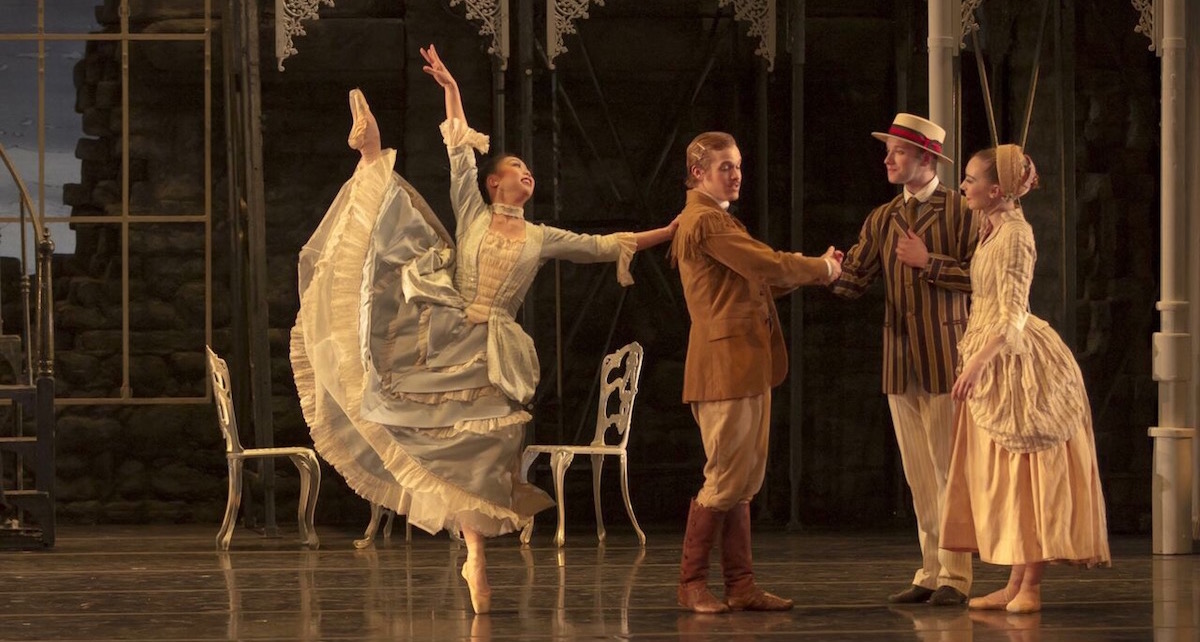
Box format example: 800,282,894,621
0,525,1193,640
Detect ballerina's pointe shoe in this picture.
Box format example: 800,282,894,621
968,586,1017,610
1005,586,1041,614
346,89,381,158
461,557,492,614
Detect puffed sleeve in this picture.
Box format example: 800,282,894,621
540,226,638,286
994,223,1036,350
439,118,492,231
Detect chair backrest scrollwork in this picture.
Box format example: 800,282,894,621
590,342,644,449
206,346,244,454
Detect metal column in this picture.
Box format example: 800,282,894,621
787,0,806,531
222,0,277,535
1149,0,1194,555
492,57,507,164
517,0,537,443
1056,0,1078,348
1189,0,1200,542
755,61,770,245
928,0,958,181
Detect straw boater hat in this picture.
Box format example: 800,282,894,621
871,113,954,165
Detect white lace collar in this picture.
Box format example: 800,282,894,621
492,203,525,220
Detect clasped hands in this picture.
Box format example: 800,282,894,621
818,246,844,282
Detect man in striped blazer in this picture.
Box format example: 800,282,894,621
831,113,979,606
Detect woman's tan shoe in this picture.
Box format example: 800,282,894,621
968,586,1016,610
1005,586,1041,614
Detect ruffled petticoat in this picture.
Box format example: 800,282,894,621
290,150,553,537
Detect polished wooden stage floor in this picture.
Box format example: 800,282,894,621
0,524,1192,640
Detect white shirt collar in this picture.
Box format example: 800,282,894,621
903,175,940,204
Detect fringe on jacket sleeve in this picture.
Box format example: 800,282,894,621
668,209,742,267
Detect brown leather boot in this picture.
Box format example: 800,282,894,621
677,498,730,613
721,501,793,611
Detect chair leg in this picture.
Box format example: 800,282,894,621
519,451,541,546
591,454,606,544
355,502,384,549
551,450,574,548
382,508,395,540
519,517,535,546
291,455,310,545
619,454,646,547
217,459,243,550
305,454,321,547
293,453,320,549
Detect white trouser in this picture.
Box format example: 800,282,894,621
887,378,972,593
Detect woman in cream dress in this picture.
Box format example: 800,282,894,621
940,144,1109,614
290,45,677,613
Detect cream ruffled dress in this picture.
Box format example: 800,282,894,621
290,119,636,537
940,209,1110,566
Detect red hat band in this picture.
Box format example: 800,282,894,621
888,125,943,155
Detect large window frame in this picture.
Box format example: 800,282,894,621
0,1,213,405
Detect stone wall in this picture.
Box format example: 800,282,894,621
48,0,408,525
53,0,220,523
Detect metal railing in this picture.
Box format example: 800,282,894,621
0,139,57,545
0,142,54,384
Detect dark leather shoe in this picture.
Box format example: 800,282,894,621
928,585,968,606
888,585,934,604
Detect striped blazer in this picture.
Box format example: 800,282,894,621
831,185,978,395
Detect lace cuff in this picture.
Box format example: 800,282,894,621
439,118,490,154
612,233,637,286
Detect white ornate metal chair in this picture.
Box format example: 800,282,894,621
207,346,320,550
519,341,646,548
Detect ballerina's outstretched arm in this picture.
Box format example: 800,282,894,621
421,44,466,124
421,44,491,233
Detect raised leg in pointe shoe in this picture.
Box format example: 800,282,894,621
1006,562,1043,614
461,528,492,614
968,565,1024,610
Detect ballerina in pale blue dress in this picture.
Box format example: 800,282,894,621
290,45,677,613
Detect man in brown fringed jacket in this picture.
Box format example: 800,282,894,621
669,131,842,614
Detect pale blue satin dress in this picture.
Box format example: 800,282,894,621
291,119,635,536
